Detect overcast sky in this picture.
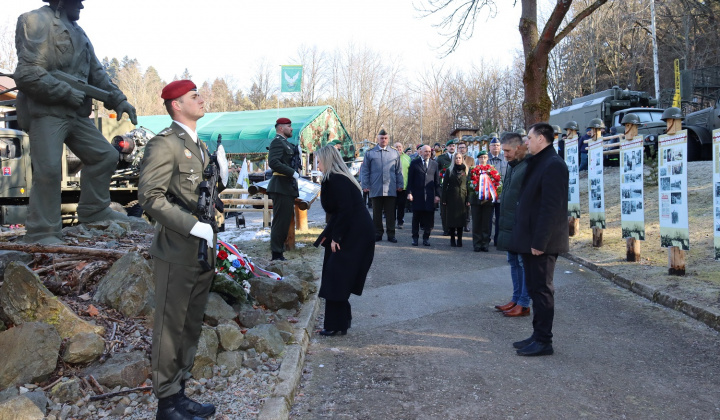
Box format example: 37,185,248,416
2,0,523,92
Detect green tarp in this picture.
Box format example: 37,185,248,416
136,106,353,156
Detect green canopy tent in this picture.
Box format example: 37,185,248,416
136,105,354,158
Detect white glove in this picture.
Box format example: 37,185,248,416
217,144,229,187
293,172,300,180
189,221,214,244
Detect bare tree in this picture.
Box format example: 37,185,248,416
419,0,609,125
0,20,17,72
296,45,327,106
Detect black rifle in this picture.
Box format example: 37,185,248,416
196,135,226,272
290,141,302,190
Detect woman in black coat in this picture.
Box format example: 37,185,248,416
314,145,375,336
442,153,470,247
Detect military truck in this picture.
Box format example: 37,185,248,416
681,99,718,161
0,118,151,225
549,86,666,153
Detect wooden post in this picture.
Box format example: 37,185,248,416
295,206,308,231
626,237,641,262
666,119,682,136
284,205,296,251
568,217,579,236
668,246,686,276
263,194,271,227
625,124,638,139
592,226,603,247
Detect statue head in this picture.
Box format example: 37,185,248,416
45,0,84,22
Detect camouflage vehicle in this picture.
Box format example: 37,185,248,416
0,117,150,225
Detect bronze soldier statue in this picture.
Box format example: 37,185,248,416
15,0,138,244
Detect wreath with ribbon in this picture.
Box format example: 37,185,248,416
469,164,501,202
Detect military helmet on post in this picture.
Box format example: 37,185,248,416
661,106,684,122
621,113,641,125
552,125,562,135
515,128,527,136
587,118,605,129
564,121,579,131
480,135,489,142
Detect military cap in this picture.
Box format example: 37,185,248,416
433,142,441,147
477,150,488,156
621,113,641,125
275,117,292,125
328,139,341,146
489,137,500,144
378,129,388,136
446,139,456,146
405,147,412,153
161,80,196,100
661,107,683,122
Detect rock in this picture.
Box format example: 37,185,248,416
93,252,154,318
264,261,285,277
0,251,33,281
0,322,61,390
286,260,317,283
244,324,285,357
241,358,262,370
0,263,104,338
0,387,18,404
50,378,82,404
191,327,218,379
237,307,268,328
0,395,44,420
83,351,150,389
127,217,153,233
216,322,246,351
22,390,49,412
84,220,130,238
216,351,245,374
203,293,237,326
247,275,313,311
62,332,105,364
273,319,295,344
210,273,248,303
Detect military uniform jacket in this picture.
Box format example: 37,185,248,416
267,134,299,198
436,153,454,171
138,122,214,266
14,6,126,127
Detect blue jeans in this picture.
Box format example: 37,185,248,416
508,252,530,307
579,152,588,171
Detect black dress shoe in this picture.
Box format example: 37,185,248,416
412,239,418,246
480,246,489,252
156,393,204,420
319,329,347,336
179,381,216,418
513,336,534,349
387,237,398,243
474,248,481,252
516,340,554,356
271,252,286,261
423,240,430,246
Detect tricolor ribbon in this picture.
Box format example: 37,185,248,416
478,172,498,202
218,240,282,281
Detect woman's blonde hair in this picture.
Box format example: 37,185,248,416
316,145,362,191
449,152,468,174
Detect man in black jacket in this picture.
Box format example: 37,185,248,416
407,145,441,246
509,122,569,356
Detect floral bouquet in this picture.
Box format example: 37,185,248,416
439,167,448,180
469,164,501,202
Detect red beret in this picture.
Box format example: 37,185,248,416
161,80,197,100
276,117,291,125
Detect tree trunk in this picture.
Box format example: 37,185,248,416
523,56,553,126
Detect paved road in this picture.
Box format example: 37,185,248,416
289,209,720,419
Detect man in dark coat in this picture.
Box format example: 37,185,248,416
509,122,569,357
267,117,300,261
407,145,441,246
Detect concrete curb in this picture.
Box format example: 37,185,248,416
562,253,720,332
257,290,320,420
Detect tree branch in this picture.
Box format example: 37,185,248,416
553,0,610,46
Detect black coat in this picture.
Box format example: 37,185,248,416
509,144,569,254
316,174,375,300
407,158,441,212
441,167,469,228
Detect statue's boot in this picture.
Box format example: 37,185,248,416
78,207,130,223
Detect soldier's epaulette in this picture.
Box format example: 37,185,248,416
157,127,173,136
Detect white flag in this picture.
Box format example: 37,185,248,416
237,158,250,201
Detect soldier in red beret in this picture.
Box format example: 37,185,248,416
267,117,301,260
139,79,220,419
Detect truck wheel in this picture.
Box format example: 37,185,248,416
124,200,144,218
687,132,701,162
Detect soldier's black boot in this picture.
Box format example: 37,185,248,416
271,251,286,261
179,380,216,418
450,232,457,247
156,392,203,420
456,228,463,247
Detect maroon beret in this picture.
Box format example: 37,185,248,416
161,80,197,100
276,117,291,125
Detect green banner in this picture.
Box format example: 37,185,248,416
281,65,302,93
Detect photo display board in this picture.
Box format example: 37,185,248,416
658,130,689,250
588,138,606,228
620,136,645,240
565,137,581,218
713,129,720,260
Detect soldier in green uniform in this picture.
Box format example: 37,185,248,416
267,117,300,261
139,80,224,420
14,0,138,245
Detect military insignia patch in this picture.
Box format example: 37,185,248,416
158,127,173,136
184,150,192,159
187,174,199,185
